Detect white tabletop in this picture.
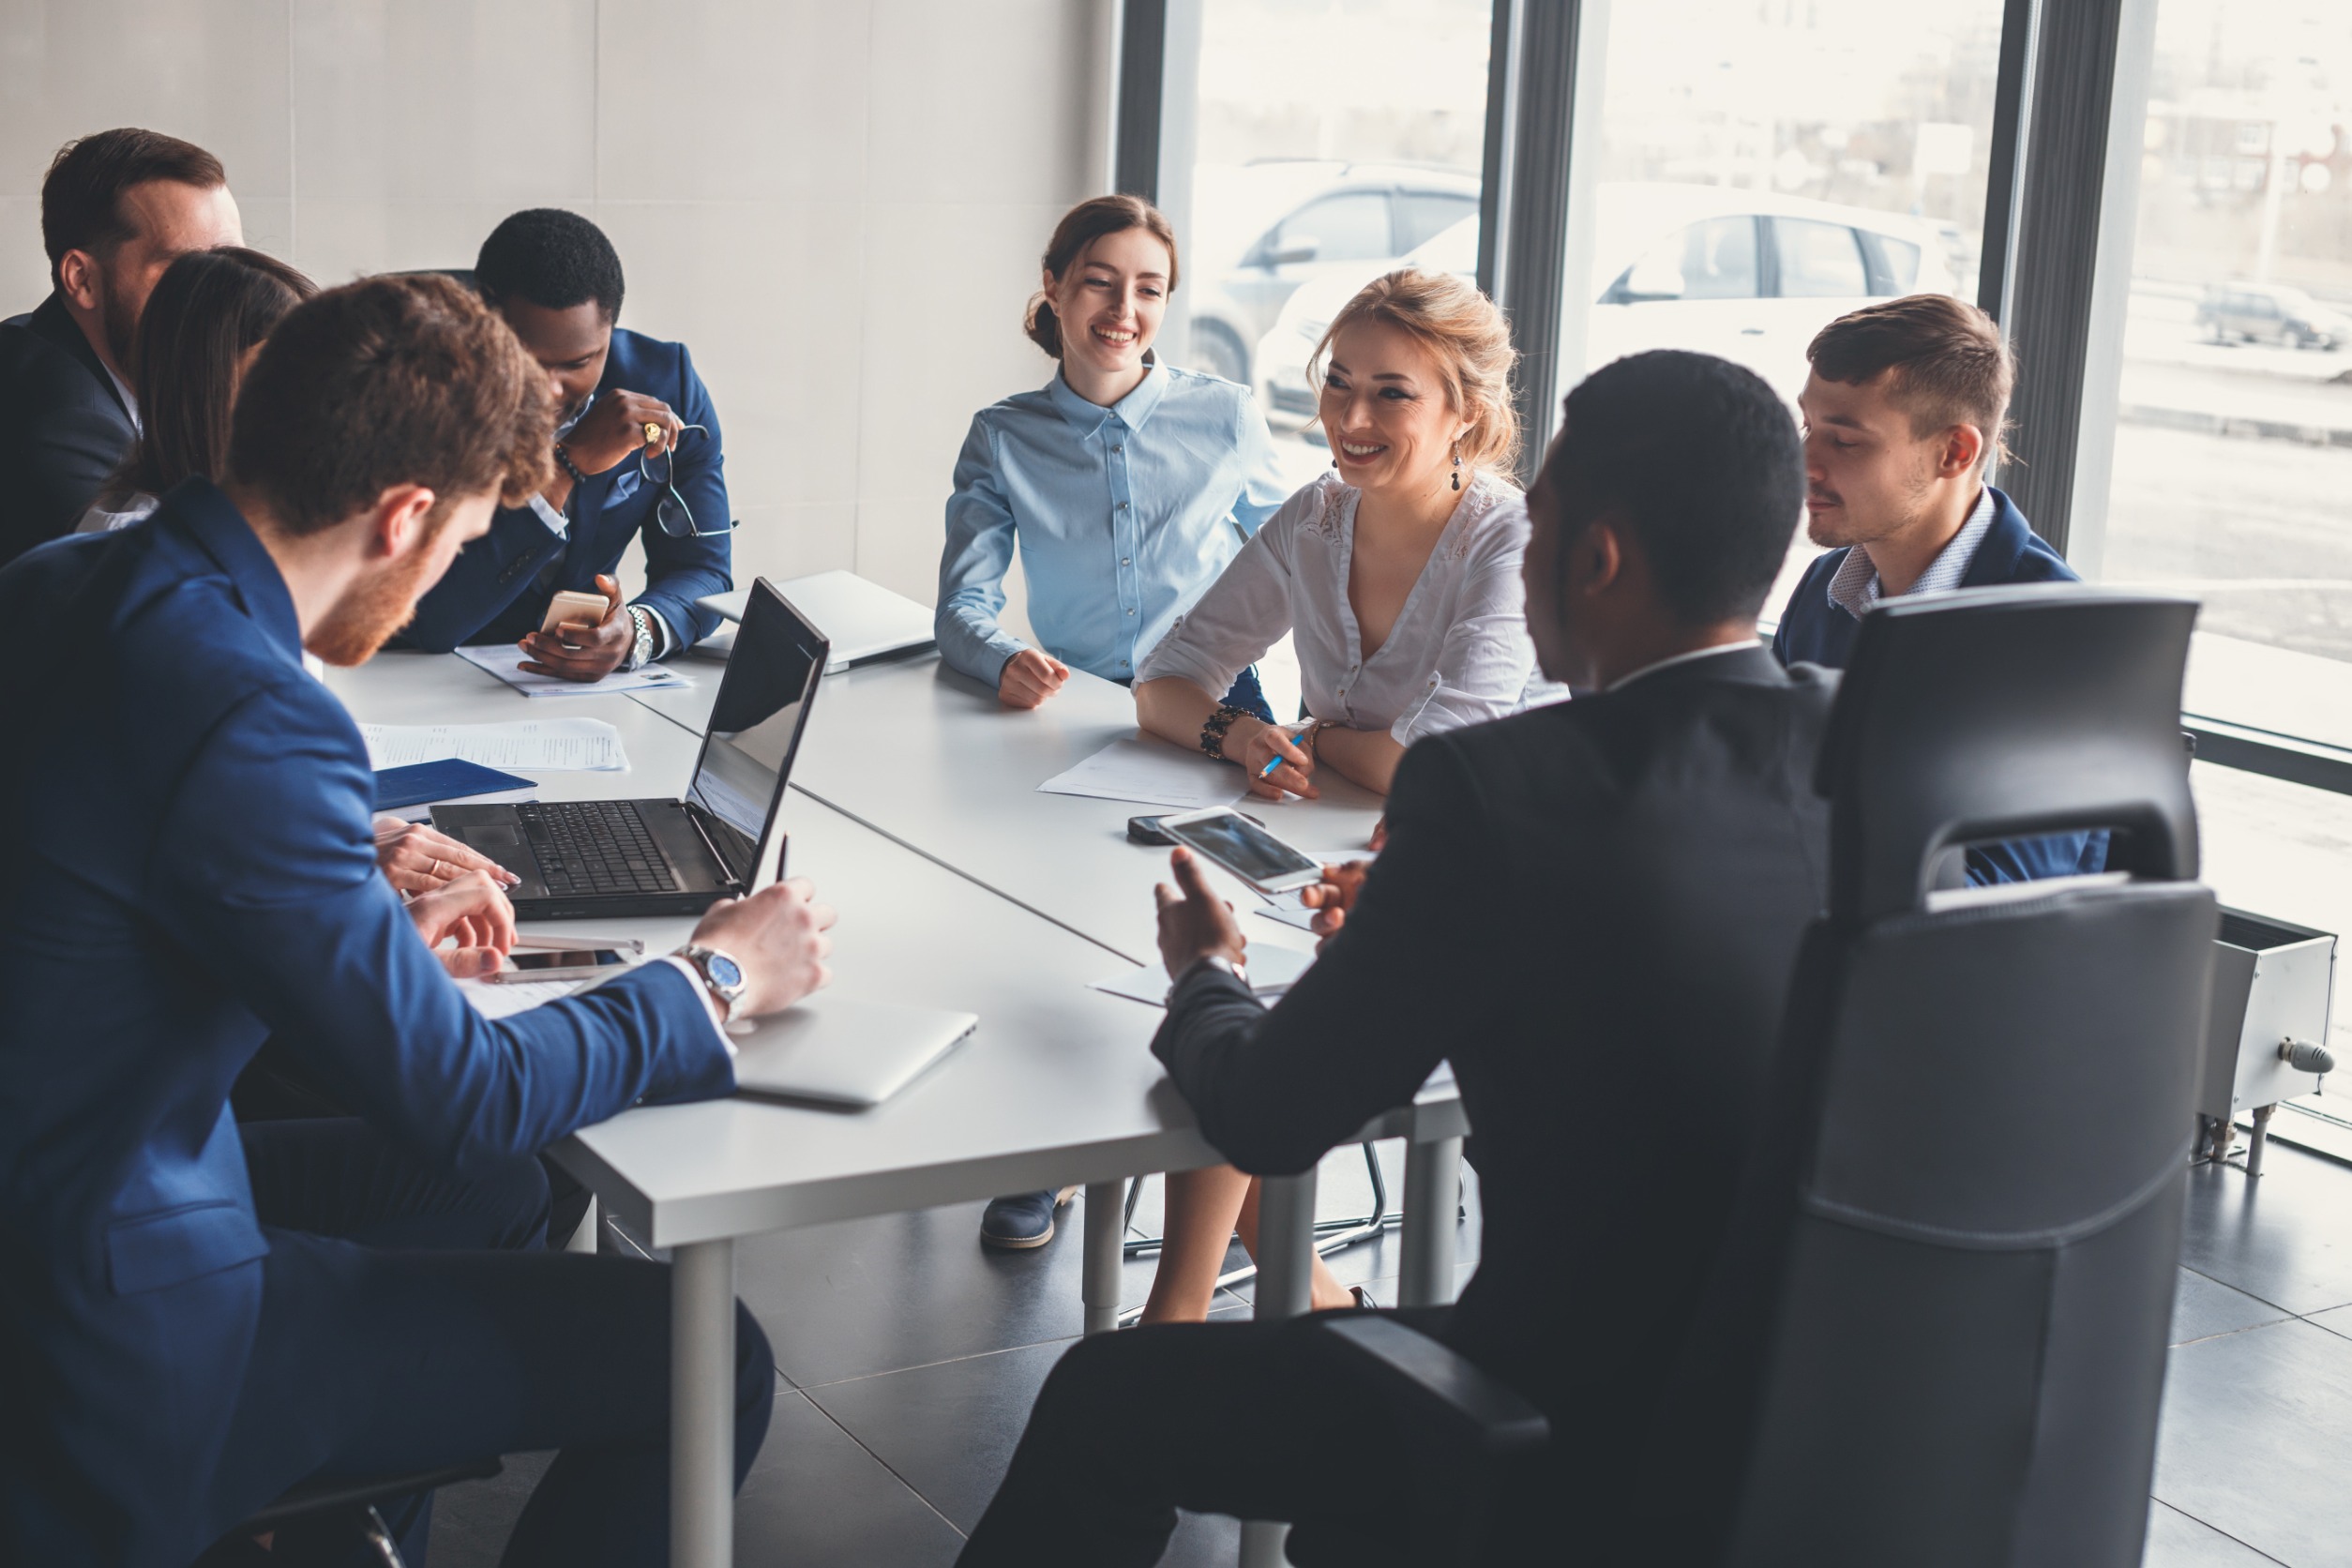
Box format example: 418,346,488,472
324,651,1455,1251
631,655,1387,968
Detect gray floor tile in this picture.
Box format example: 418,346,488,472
807,1339,1066,1532
2179,1145,2352,1315
2174,1268,2295,1345
2143,1500,2289,1566
425,1384,959,1568
2310,1304,2352,1341
2152,1317,2352,1567
737,1390,967,1566
733,1191,1171,1388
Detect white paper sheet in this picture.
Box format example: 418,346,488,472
359,717,628,772
455,642,692,699
455,976,581,1018
1037,735,1245,811
1088,944,1313,1008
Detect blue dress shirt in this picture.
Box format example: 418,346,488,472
935,362,1290,686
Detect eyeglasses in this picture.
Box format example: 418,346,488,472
641,424,734,537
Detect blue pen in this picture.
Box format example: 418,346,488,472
1259,731,1301,779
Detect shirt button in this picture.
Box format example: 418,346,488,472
1112,445,1123,454
1118,502,1129,511
1121,557,1131,566
1126,608,1136,615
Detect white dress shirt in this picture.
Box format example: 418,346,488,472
1137,470,1542,746
1825,483,1998,619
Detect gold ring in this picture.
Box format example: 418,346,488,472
642,421,663,446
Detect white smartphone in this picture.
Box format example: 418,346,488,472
1155,807,1326,897
490,941,643,983
540,589,611,636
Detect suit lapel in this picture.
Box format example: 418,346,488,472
29,292,132,423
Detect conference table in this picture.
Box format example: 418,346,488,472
327,614,1468,1568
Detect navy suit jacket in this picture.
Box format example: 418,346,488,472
400,326,731,654
0,480,734,1566
1771,485,2106,883
0,292,138,566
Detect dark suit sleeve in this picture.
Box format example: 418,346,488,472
634,343,731,651
147,677,734,1172
398,504,567,652
1151,735,1509,1174
6,363,129,564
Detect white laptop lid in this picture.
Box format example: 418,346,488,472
730,994,978,1109
700,571,935,671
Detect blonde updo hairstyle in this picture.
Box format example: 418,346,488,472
1023,194,1182,359
1307,267,1520,478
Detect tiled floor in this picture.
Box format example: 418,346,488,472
427,1137,2352,1567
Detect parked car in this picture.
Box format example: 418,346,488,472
1253,183,1958,425
2196,282,2349,351
1183,160,1481,385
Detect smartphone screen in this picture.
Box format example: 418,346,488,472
1162,810,1321,888
506,949,635,972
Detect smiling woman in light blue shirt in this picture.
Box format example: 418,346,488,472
935,195,1289,715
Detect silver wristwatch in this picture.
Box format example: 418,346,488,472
625,604,657,671
676,943,748,1024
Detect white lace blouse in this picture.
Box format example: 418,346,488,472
1136,470,1543,746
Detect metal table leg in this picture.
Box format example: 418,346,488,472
1082,1180,1124,1334
671,1238,736,1568
1241,1169,1320,1567
1398,1135,1463,1308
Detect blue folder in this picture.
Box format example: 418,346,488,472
373,759,535,811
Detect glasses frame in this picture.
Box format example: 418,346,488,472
641,424,734,537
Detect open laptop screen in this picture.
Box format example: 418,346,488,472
686,580,828,880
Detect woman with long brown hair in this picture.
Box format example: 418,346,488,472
78,245,314,532
940,194,1292,1250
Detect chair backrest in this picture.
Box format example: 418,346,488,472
1642,588,2215,1568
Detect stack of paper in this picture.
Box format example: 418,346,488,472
455,642,691,699
455,976,582,1018
1038,735,1245,811
359,717,628,772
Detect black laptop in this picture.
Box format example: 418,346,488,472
433,578,828,919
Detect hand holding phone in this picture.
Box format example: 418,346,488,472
541,589,613,642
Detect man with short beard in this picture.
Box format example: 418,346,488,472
0,128,243,565
0,275,837,1567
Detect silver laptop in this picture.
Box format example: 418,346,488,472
731,994,978,1108
699,571,936,672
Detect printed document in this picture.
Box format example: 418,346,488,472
359,717,628,772
456,641,691,699
1038,735,1245,811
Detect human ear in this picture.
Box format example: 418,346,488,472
56,249,102,312
372,485,439,558
1943,423,1984,478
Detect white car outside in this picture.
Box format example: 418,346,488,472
1253,182,1959,429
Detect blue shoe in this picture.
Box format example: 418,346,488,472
980,1186,1078,1250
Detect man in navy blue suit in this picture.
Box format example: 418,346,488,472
0,275,836,1568
400,207,733,677
1771,294,2101,883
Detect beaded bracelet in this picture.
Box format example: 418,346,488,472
1199,704,1252,761
553,443,589,486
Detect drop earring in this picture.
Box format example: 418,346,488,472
1451,442,1462,491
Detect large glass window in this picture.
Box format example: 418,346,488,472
1185,0,1495,715
1566,1,2008,612
2091,0,2352,747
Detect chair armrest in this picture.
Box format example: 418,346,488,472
1313,1316,1550,1458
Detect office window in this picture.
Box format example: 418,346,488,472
2091,0,2352,748
1565,0,2008,610
1187,0,1492,495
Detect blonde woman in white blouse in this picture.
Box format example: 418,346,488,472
1132,267,1539,1321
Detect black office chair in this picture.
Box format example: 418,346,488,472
1292,588,2215,1567
1638,586,2215,1567
206,1460,501,1567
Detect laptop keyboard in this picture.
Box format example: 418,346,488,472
516,801,684,897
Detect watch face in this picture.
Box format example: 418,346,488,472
706,952,744,990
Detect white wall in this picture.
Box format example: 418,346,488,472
0,0,1108,605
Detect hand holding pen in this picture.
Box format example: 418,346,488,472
1243,719,1320,801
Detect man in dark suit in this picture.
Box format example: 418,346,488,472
0,128,242,564
400,207,732,676
0,275,837,1568
1771,294,2099,882
955,350,1836,1567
